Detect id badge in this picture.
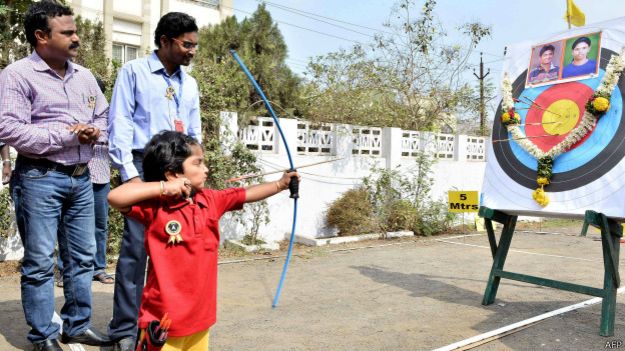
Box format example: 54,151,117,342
174,119,184,133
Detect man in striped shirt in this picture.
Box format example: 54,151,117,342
0,1,113,350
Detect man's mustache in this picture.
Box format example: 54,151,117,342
69,42,80,49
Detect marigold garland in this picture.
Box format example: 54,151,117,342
500,48,625,207
501,108,521,126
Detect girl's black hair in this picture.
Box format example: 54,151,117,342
142,131,200,182
154,12,198,48
24,0,73,48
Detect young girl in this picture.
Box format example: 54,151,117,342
108,131,299,351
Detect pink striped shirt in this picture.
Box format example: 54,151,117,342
0,51,108,165
88,144,110,184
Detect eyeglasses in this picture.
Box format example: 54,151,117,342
171,37,199,50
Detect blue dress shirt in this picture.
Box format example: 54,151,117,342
108,51,202,181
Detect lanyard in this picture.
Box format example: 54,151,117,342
162,72,183,120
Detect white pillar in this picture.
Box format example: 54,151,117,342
334,123,353,157
103,0,113,60
420,131,436,157
275,118,298,159
455,135,469,161
382,127,402,169
160,0,170,16
141,0,151,56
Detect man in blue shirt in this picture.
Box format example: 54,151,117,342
107,12,201,351
562,36,597,78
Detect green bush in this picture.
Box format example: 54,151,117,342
385,199,418,232
0,187,15,239
106,169,124,257
107,206,124,258
326,151,457,237
326,188,377,236
412,200,455,236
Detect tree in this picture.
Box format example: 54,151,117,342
300,45,398,127
193,3,302,134
0,0,32,69
73,16,111,88
300,0,492,132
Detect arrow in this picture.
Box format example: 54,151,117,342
516,121,563,127
492,134,560,143
226,157,344,183
513,97,565,118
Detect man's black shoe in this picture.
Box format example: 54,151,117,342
60,327,115,346
33,339,63,351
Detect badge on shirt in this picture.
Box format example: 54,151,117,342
165,86,175,100
165,220,184,244
174,119,184,133
87,95,96,109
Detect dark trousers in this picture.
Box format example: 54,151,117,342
108,154,146,341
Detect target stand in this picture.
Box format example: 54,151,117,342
478,206,621,336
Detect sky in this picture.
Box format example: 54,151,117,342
231,0,625,79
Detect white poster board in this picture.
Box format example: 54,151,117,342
481,17,625,219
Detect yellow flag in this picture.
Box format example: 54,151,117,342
564,0,586,27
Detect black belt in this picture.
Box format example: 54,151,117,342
132,150,144,158
16,155,89,177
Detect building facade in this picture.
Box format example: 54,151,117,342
67,0,233,63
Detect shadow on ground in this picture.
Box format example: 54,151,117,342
0,291,113,351
352,264,625,350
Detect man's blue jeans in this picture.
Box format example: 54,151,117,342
93,182,110,275
57,182,110,275
11,163,96,343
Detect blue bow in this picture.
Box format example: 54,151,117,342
230,49,299,308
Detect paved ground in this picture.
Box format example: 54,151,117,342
0,227,623,350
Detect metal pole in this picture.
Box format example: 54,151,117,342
473,52,490,136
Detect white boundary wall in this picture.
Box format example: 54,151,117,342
0,112,487,260
219,112,487,243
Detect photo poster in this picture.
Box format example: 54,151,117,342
526,32,601,88
481,17,625,219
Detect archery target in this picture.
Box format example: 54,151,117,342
482,38,625,219
494,49,625,191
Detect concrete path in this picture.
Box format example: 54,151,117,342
0,230,623,350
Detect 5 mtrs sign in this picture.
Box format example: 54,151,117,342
448,191,479,212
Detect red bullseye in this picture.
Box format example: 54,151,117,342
524,82,595,152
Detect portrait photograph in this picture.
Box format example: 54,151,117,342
526,40,563,86
561,32,601,79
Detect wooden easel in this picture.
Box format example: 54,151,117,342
479,206,622,336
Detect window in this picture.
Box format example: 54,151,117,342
189,0,219,9
125,46,138,63
112,43,139,64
